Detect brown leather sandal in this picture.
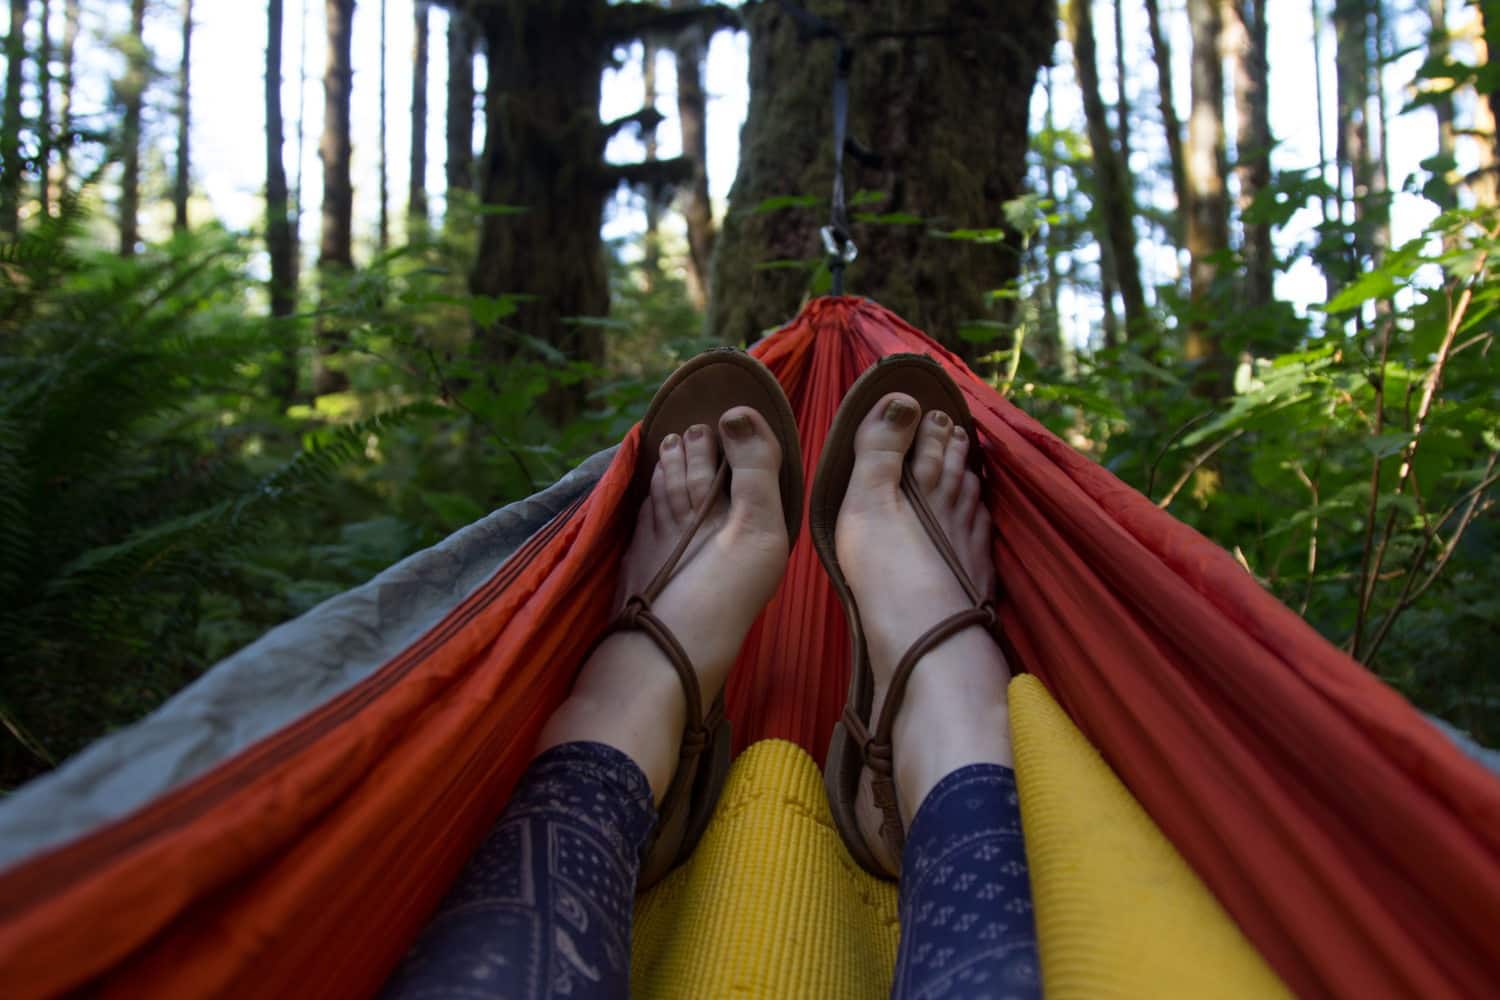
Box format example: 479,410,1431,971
809,354,994,879
607,348,803,891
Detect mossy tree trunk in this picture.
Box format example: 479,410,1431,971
468,0,728,421
709,0,1054,361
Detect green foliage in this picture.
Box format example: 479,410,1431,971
1006,206,1500,743
0,204,671,788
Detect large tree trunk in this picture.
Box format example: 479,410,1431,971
641,38,662,277
1228,0,1272,309
174,0,193,233
317,0,355,395
1143,0,1187,237
445,3,475,195
1,0,23,234
1070,0,1148,341
119,0,147,255
410,0,430,231
673,0,714,309
266,0,299,403
710,0,1055,361
1185,0,1230,396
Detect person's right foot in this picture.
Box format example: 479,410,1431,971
834,392,1015,872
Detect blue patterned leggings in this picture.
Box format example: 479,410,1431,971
383,742,1038,999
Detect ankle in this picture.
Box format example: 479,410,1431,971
889,630,1015,824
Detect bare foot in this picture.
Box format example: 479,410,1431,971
536,406,789,803
836,393,1013,871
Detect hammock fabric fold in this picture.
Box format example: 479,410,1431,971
1,297,1496,998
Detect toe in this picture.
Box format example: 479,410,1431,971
849,392,922,497
661,433,691,521
719,406,786,537
683,424,719,510
910,410,952,492
649,462,672,536
938,425,970,506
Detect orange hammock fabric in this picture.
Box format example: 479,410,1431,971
1,297,1497,997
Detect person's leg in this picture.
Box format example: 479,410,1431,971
385,408,789,999
835,396,1039,999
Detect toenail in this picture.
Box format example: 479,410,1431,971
931,410,951,428
722,414,754,440
884,398,919,427
952,426,966,441
686,424,707,442
661,433,681,452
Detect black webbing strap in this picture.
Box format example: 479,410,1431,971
770,1,960,296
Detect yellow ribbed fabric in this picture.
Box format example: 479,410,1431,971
632,738,900,999
1009,674,1289,999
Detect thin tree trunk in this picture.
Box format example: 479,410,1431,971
1113,0,1132,165
58,0,77,193
409,0,429,232
672,0,713,309
1332,0,1372,294
445,3,475,195
1229,0,1272,309
293,0,309,224
1428,0,1456,213
1040,65,1064,370
266,0,299,403
1185,0,1231,396
317,0,355,394
37,0,51,217
1143,0,1187,232
119,0,147,255
174,0,193,233
642,38,661,278
1070,0,1148,340
1371,0,1391,259
378,0,389,249
1,0,23,234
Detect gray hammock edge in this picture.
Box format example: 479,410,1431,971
0,446,617,871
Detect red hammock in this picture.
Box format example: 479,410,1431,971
1,298,1496,997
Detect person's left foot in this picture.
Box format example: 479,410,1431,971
537,406,790,803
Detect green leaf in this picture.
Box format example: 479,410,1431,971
1361,432,1415,459
474,203,528,216
1324,269,1402,313
957,320,1007,343
750,195,821,214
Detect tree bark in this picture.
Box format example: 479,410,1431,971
710,0,1055,361
1143,0,1187,232
119,0,147,256
445,2,475,195
378,0,389,249
317,0,355,394
1,0,23,234
1332,0,1372,291
1070,0,1148,341
174,0,193,233
1427,0,1456,212
58,0,77,194
641,38,662,277
1228,0,1272,309
1185,0,1230,396
266,0,299,403
673,0,714,309
410,0,430,231
37,0,51,217
1112,0,1131,165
